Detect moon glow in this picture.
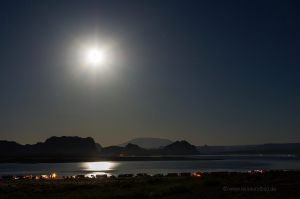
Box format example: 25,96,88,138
85,47,107,68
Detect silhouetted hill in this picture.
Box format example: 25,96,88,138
27,136,100,157
0,141,23,156
100,143,149,156
119,137,173,149
0,136,100,160
101,140,198,156
95,143,102,151
163,140,199,155
123,143,149,156
100,146,123,156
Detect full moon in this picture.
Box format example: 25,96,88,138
85,47,106,68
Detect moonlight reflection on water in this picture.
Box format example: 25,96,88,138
81,162,118,177
83,162,118,172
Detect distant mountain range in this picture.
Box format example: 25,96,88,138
0,136,198,162
1,136,300,163
119,137,173,149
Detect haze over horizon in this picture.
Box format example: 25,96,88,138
0,0,299,146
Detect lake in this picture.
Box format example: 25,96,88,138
1,155,300,177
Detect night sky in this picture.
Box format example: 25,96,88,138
0,0,299,146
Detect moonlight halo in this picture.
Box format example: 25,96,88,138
70,36,121,78
85,47,107,68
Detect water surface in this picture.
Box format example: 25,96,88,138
1,155,299,177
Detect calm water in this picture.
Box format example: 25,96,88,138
1,155,300,177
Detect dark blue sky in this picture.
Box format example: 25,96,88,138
0,0,299,146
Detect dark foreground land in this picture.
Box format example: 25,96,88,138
1,171,300,199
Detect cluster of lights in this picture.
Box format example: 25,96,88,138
192,171,203,178
4,170,273,182
5,171,207,181
10,173,58,180
247,169,266,174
